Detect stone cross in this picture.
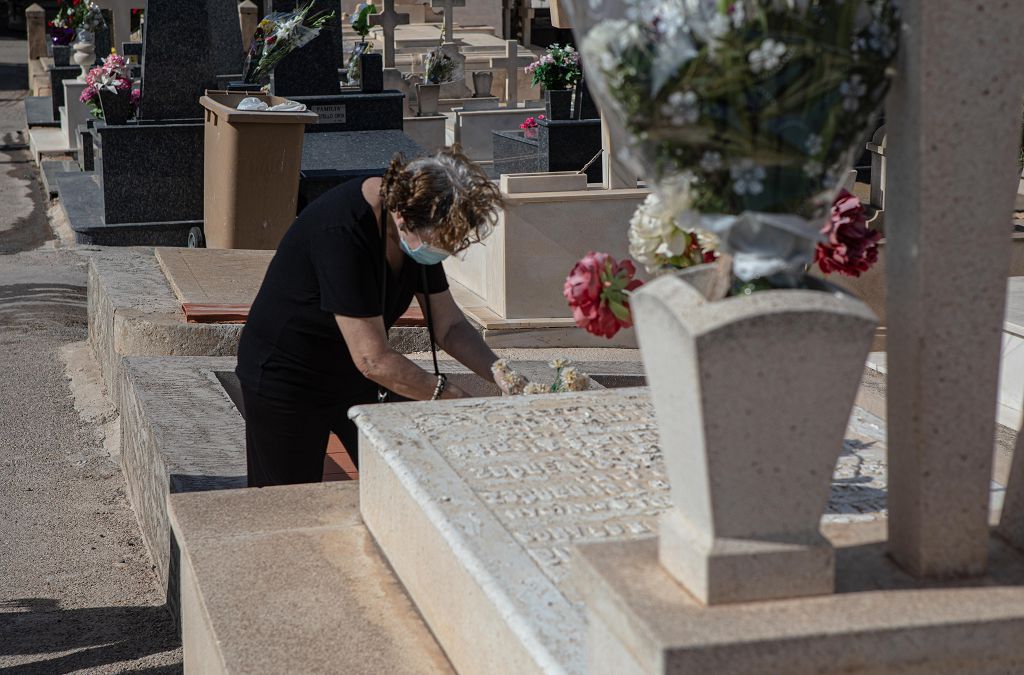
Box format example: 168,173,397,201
488,39,532,108
370,0,410,68
430,0,465,44
885,0,1024,578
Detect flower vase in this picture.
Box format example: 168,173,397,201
52,44,71,67
359,52,384,93
72,30,96,81
630,262,877,605
98,88,133,125
416,83,441,117
472,71,493,98
545,88,573,120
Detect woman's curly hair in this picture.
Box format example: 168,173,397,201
381,146,505,254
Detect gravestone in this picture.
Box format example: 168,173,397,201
139,0,243,120
271,0,344,97
492,129,540,175
489,39,532,107
370,0,411,68
538,117,602,182
431,0,465,43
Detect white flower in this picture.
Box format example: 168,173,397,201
748,38,787,74
730,160,766,196
549,357,570,369
803,159,823,177
662,90,700,126
523,382,548,395
628,192,713,274
729,1,746,29
559,367,590,392
699,151,723,172
804,134,823,155
840,74,867,112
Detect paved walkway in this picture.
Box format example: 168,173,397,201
0,30,182,673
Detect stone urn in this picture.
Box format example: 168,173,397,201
99,88,133,125
631,263,877,605
416,83,441,117
72,29,96,81
472,71,494,98
545,88,573,120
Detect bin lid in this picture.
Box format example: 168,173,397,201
200,92,320,125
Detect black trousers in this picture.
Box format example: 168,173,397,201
241,385,362,488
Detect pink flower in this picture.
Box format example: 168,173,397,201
79,87,97,103
564,252,643,339
815,190,881,277
130,89,141,107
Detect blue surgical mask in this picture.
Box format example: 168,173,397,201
400,236,449,265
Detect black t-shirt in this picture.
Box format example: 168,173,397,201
235,179,448,404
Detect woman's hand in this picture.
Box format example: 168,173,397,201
336,313,463,401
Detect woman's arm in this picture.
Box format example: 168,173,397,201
418,290,499,381
335,314,467,400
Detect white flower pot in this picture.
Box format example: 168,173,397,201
631,263,877,605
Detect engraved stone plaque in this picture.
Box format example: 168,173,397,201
354,388,892,675
312,104,347,124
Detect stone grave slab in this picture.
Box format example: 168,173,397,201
57,172,198,246
354,387,928,675
300,90,405,133
170,482,456,674
577,524,1024,674
87,249,439,407
453,104,545,163
139,0,242,120
299,129,426,207
39,159,79,198
25,95,58,127
492,129,540,175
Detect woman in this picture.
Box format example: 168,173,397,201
236,147,505,487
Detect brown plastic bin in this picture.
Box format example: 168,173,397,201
200,91,319,249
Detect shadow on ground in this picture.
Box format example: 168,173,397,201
0,598,181,674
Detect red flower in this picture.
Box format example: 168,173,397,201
564,252,643,339
815,190,881,277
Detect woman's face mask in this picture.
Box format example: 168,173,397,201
398,223,450,265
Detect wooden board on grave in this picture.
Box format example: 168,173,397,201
155,246,428,327
155,247,274,307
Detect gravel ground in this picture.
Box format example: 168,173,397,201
0,29,182,675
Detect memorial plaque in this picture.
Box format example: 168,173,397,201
312,104,347,125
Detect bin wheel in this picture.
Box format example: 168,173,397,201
187,227,205,248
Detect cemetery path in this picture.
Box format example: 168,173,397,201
0,29,183,675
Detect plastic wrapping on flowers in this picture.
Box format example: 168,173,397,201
570,0,900,287
243,1,337,83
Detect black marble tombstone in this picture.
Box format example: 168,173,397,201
60,0,245,245
538,118,603,182
270,0,344,97
263,0,403,134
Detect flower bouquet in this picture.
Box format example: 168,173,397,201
573,0,900,288
519,114,545,138
492,358,592,396
80,53,139,124
76,1,105,39
50,0,81,46
345,2,378,86
526,44,581,119
563,252,644,339
423,46,456,85
243,1,337,84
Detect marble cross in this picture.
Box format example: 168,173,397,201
370,0,410,68
430,0,465,44
488,39,533,108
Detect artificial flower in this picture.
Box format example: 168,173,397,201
815,190,881,277
564,252,643,339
